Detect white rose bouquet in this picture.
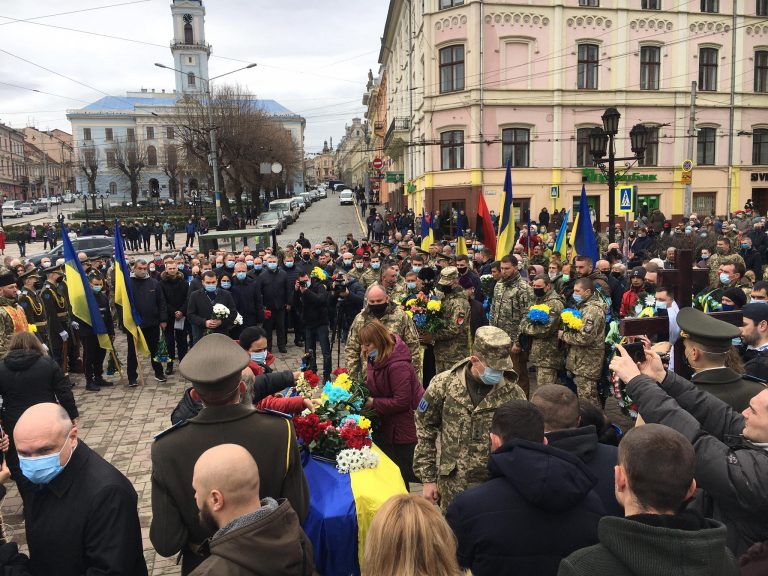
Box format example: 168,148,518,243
205,303,231,335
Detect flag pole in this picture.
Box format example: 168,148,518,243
134,335,145,387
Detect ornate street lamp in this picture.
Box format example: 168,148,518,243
590,108,648,243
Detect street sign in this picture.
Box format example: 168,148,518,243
386,172,404,183
682,159,693,172
550,185,559,199
618,185,633,213
681,172,693,185
372,157,384,170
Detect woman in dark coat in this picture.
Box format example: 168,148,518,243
0,331,78,499
359,320,423,488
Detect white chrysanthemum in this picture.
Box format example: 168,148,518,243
336,446,379,474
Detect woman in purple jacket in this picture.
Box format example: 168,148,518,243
359,320,423,488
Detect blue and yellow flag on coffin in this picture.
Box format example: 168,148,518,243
420,209,434,251
554,209,570,261
61,226,112,351
302,447,407,576
455,210,468,256
496,159,515,256
113,222,150,356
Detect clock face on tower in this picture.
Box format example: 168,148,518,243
183,13,193,23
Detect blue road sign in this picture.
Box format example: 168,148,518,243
618,186,633,213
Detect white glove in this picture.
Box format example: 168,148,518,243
59,331,68,342
70,321,79,331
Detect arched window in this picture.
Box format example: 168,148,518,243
147,146,158,166
184,22,194,44
187,72,196,87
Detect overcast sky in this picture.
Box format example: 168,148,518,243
0,0,389,154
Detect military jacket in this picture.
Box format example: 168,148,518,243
560,293,606,379
414,360,526,510
371,278,408,305
709,252,746,286
519,289,565,369
41,280,69,339
359,268,380,289
18,288,48,342
490,273,534,346
346,266,366,282
432,290,471,367
0,296,26,360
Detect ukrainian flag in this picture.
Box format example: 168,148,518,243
554,209,570,261
455,210,468,256
113,222,150,356
496,159,515,256
420,209,434,251
302,447,407,575
61,226,112,351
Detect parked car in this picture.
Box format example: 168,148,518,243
317,188,328,198
295,197,307,212
21,202,38,215
255,211,284,234
2,201,23,219
28,235,114,266
308,190,319,201
298,192,313,207
269,199,300,223
339,190,354,206
62,193,76,203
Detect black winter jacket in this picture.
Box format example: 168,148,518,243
230,276,264,327
187,289,238,334
129,275,167,327
299,280,329,328
159,271,189,323
258,268,292,309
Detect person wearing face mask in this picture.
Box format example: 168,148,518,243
707,237,746,286
558,278,606,408
739,236,763,279
160,260,190,375
360,255,382,289
520,274,565,387
697,248,712,269
187,271,238,344
346,254,367,283
257,255,291,354
79,275,114,392
414,325,526,512
721,287,747,311
228,262,265,340
40,265,70,368
4,403,148,575
296,271,331,383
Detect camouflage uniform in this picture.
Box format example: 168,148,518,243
490,272,534,396
708,251,746,286
432,290,471,373
519,288,565,386
0,295,27,361
559,292,606,406
359,267,380,289
414,326,526,512
371,278,408,305
529,256,549,269
345,303,420,381
597,232,609,258
346,266,366,282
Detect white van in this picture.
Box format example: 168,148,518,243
269,198,300,223
339,190,354,206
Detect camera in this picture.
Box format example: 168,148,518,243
332,276,347,296
621,342,647,363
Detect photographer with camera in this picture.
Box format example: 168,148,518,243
297,270,331,384
332,273,364,348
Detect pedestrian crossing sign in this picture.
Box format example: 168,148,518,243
618,186,633,213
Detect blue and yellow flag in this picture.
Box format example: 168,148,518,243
574,183,599,263
420,209,434,251
554,209,570,261
496,160,515,256
455,210,468,256
61,226,112,351
113,223,150,356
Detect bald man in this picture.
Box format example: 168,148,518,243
12,403,147,575
190,444,317,576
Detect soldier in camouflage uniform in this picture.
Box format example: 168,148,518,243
17,269,48,347
360,255,382,289
490,255,534,397
346,254,367,282
414,325,526,512
519,273,564,386
345,284,420,381
0,270,27,360
559,277,606,407
709,237,746,286
420,267,471,373
371,263,408,305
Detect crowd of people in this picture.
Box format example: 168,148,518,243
0,194,763,574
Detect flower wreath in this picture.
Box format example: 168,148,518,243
561,308,583,331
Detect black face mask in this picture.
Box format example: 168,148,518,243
302,254,310,261
611,271,623,279
457,267,468,275
368,302,388,318
645,282,656,292
533,287,546,298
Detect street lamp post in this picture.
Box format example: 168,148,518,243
588,108,648,244
82,190,91,226
154,62,256,226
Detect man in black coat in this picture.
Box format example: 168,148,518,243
531,385,622,516
446,401,605,576
739,237,764,279
10,403,147,575
281,253,304,347
160,261,190,375
229,261,264,339
298,270,331,383
126,259,168,387
187,271,238,343
257,254,291,353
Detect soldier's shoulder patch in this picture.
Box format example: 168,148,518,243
418,397,429,412
456,312,466,326
153,419,189,441
584,318,594,333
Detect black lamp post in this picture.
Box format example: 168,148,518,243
589,107,648,243
82,191,90,226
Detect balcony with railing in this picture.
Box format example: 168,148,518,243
170,41,212,54
384,117,410,148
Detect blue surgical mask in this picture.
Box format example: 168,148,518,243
19,437,72,485
226,261,235,269
573,293,584,303
411,265,422,274
285,261,294,268
751,298,768,304
235,272,247,281
655,301,668,310
372,263,381,270
719,272,731,285
267,262,278,270
741,244,749,250
220,281,231,289
407,281,417,290
480,366,503,386
315,249,322,255
255,265,263,271
92,285,102,293
246,261,254,268
367,349,378,362
204,284,217,293
343,260,352,267
250,351,268,364
215,263,223,269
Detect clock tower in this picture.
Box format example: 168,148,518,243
170,0,210,95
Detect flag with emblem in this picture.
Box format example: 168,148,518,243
496,159,515,257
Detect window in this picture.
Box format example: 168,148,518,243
439,46,465,93
146,146,158,166
639,126,659,166
439,0,463,7
577,44,599,89
187,72,196,87
701,0,719,11
759,0,768,15
579,0,599,5
756,51,768,92
693,192,716,214
698,47,718,91
105,128,113,141
146,126,155,140
127,128,135,142
640,46,661,90
109,182,117,195
184,22,193,44
501,128,530,167
576,127,596,167
642,0,661,8
697,127,716,165
83,128,92,141
754,129,768,165
166,126,175,139
440,130,464,170
106,150,116,168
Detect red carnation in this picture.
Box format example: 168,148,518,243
332,367,349,376
339,421,372,450
293,413,320,444
303,370,320,388
264,309,272,320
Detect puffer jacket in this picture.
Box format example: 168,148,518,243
159,270,189,323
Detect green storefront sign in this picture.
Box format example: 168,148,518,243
386,172,404,183
581,168,657,184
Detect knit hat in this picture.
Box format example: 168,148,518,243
722,287,747,309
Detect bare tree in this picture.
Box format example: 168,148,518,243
112,137,146,205
161,144,183,202
78,143,100,207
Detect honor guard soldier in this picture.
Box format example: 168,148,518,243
0,270,28,360
150,333,309,575
17,269,48,346
40,265,70,368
